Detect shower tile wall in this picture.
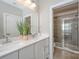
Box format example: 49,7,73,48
54,2,79,51
54,17,63,42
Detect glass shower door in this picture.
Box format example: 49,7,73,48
63,15,79,51
63,16,72,49
63,2,79,51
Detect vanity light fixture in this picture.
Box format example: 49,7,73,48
17,0,37,10
24,0,32,5
30,3,37,8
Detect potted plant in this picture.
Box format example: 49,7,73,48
23,22,31,40
17,20,32,41
17,21,23,39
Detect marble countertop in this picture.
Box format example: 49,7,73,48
0,33,49,58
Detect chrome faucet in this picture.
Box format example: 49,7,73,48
32,33,38,38
2,34,10,44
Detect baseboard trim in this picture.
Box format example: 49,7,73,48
55,46,79,54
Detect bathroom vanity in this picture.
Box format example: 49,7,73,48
0,34,49,59
0,1,49,59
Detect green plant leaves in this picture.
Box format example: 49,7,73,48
17,20,31,35
17,21,23,35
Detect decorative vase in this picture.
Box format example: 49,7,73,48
23,35,28,41
27,35,33,40
18,35,23,40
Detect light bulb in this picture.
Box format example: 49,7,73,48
17,0,37,10
30,3,37,8
24,0,32,5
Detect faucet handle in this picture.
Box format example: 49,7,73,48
2,34,6,37
6,33,10,37
6,33,10,36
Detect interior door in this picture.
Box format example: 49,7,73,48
4,13,21,37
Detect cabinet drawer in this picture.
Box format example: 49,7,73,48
19,45,35,59
1,52,18,59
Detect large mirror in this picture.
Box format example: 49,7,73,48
3,13,22,37
0,0,38,39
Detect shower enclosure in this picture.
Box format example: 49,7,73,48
53,1,79,52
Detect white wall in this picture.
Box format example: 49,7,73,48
39,0,73,34
39,0,74,59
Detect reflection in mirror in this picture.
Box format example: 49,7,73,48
24,16,31,34
0,0,38,42
3,13,22,37
0,0,22,39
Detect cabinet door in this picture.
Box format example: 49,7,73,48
19,45,35,59
1,51,18,59
44,39,49,59
35,39,48,59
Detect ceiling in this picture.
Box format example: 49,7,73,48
1,0,38,13
0,0,35,14
1,0,23,9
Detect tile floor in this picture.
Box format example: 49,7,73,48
53,48,79,59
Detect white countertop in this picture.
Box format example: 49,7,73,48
0,34,49,58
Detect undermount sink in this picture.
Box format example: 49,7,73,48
0,37,22,52
0,41,22,52
0,35,39,52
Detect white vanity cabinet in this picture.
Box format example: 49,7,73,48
35,39,48,59
19,45,35,59
1,51,18,59
0,35,49,59
19,39,48,59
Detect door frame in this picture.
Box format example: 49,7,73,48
23,14,33,34
49,0,75,59
3,12,21,36
3,13,11,35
